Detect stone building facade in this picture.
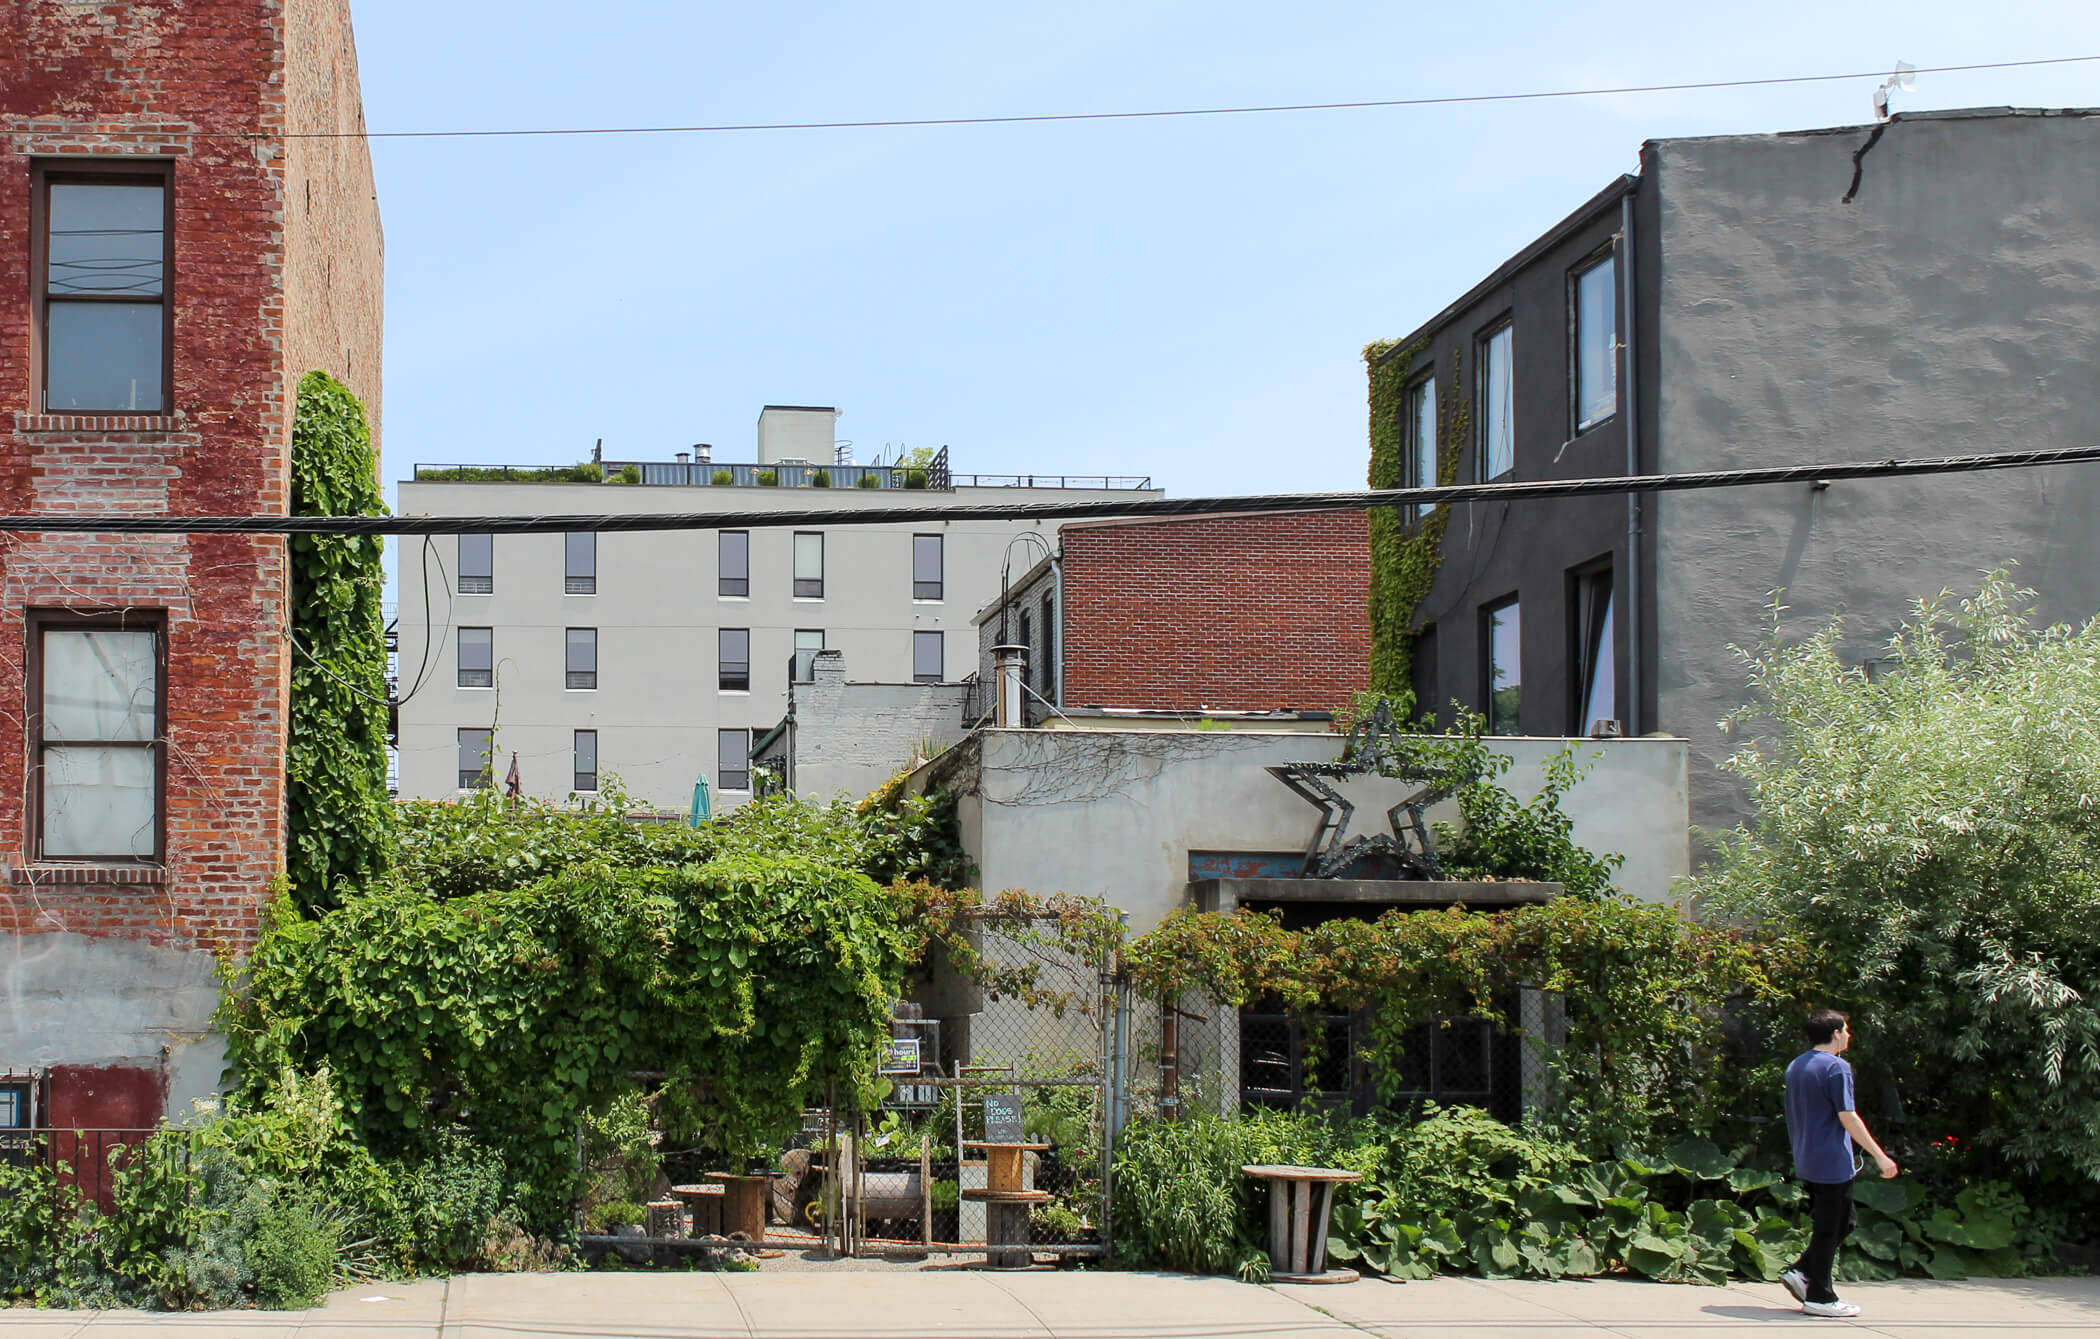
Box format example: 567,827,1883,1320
0,0,382,1130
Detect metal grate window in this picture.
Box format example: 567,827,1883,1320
912,533,944,600
566,628,597,690
457,627,492,688
794,532,824,599
719,628,750,692
459,534,493,594
564,532,595,595
457,727,492,789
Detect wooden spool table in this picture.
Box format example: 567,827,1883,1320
1240,1164,1363,1283
705,1172,769,1241
961,1140,1050,1269
668,1183,726,1238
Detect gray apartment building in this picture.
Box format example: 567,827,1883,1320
1379,107,2100,830
394,406,1158,810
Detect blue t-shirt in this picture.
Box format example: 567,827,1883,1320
1785,1049,1857,1184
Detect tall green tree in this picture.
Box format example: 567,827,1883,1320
1695,571,2100,1179
286,371,393,913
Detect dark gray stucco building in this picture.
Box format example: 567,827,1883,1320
1381,107,2100,833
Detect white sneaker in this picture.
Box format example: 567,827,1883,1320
1780,1268,1809,1303
1803,1299,1861,1319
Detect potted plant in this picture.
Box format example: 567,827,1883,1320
711,468,733,486
903,468,928,489
812,469,832,488
756,469,779,487
617,465,641,484
857,474,880,489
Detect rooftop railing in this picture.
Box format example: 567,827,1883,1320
412,446,1152,492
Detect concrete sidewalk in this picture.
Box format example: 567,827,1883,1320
5,1269,2097,1337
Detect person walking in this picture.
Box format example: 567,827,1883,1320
1780,1009,1899,1319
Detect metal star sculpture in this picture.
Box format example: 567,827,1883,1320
1267,700,1471,880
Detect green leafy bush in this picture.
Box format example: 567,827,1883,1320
246,1188,340,1309
857,474,880,489
812,469,832,487
584,1201,649,1233
712,468,734,486
903,468,928,489
757,469,779,486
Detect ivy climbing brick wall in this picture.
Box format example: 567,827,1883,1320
0,0,383,1128
1056,512,1371,714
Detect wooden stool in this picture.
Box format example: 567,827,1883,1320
962,1140,1051,1269
1240,1164,1363,1283
669,1183,726,1237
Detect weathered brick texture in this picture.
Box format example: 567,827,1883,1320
0,0,381,972
1059,512,1371,713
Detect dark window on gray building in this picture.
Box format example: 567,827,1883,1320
913,534,944,600
719,531,749,597
1041,596,1056,695
719,628,750,692
1479,321,1514,480
1572,253,1617,433
794,532,824,599
1572,566,1616,735
459,534,493,594
913,630,943,684
565,532,595,595
793,629,823,683
717,728,750,791
573,729,598,792
457,627,492,688
457,727,492,789
37,165,170,413
1412,623,1438,726
566,628,597,690
1482,597,1521,735
1407,374,1438,517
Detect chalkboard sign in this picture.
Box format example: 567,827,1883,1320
982,1093,1024,1143
878,1038,922,1075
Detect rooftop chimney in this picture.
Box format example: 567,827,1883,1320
993,644,1027,727
693,443,712,464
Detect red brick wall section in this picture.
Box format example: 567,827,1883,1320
1060,512,1372,714
0,2,375,957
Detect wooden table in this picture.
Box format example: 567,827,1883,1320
1240,1164,1362,1283
961,1140,1050,1269
705,1172,768,1241
668,1183,725,1238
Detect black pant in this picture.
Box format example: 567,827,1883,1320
1789,1178,1857,1304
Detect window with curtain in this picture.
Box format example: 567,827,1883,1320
458,534,493,594
565,628,597,690
794,532,824,598
564,532,595,595
33,618,162,860
457,627,492,687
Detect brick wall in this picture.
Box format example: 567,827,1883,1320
0,0,381,1125
1059,512,1371,713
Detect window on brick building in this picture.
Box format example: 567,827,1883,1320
34,163,171,414
794,532,825,599
719,628,750,692
457,727,492,790
565,533,595,595
31,614,163,862
912,534,944,600
457,627,492,688
717,728,751,792
719,531,749,597
793,629,824,683
573,729,598,793
566,628,597,690
459,534,493,594
913,630,944,684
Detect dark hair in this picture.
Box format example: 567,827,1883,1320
1805,1009,1850,1045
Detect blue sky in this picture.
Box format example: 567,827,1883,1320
354,0,2100,517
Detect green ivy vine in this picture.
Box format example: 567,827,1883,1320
287,371,394,916
1364,339,1467,708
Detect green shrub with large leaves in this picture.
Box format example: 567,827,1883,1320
1694,573,2100,1188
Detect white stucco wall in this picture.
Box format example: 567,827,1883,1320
920,730,1688,931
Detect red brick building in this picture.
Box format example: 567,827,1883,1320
0,0,382,1132
974,512,1371,718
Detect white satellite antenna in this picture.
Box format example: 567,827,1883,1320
1873,61,1917,121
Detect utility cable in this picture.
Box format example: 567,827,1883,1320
10,442,2100,536
205,56,2099,141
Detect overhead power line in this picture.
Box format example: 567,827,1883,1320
5,444,2097,537
230,56,2099,141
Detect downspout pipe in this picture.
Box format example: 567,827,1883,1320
1618,190,1643,737
1051,547,1064,710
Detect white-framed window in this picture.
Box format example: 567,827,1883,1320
457,727,492,789
573,729,598,793
459,534,493,594
1479,321,1514,480
719,531,749,597
717,728,750,792
1571,253,1617,433
565,532,595,595
1406,373,1438,517
565,628,597,690
794,532,825,599
793,629,824,683
31,615,163,862
912,629,943,684
719,628,750,692
457,627,492,688
912,534,944,600
1482,597,1521,736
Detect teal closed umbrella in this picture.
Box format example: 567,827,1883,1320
690,775,711,826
